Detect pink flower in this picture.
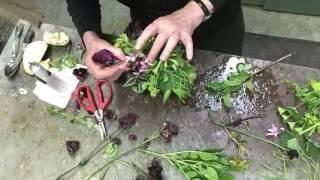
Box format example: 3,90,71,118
266,124,284,137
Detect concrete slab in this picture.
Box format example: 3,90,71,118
0,21,319,180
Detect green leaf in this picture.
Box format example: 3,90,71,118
310,79,320,92
205,167,218,180
287,138,301,152
199,152,217,161
294,127,304,135
219,173,235,180
103,143,119,159
223,93,232,108
186,171,198,178
190,152,198,159
287,121,296,130
163,90,172,104
277,107,287,115
245,78,254,92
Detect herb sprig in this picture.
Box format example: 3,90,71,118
141,149,235,180
114,34,196,104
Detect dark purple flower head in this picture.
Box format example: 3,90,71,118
104,109,115,120
92,49,116,66
72,67,88,80
66,140,80,157
161,121,179,143
118,113,137,130
287,150,299,160
128,134,137,141
111,137,122,145
147,158,163,180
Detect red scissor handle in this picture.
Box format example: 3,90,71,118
75,83,97,113
95,80,113,110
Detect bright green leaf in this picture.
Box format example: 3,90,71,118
205,167,218,180
277,107,287,115
310,79,320,92
287,121,296,130
287,138,301,152
199,152,217,161
186,171,198,178
163,90,172,104
223,93,232,108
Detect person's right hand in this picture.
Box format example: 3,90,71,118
83,31,129,80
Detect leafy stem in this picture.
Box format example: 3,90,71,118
208,112,288,151
85,128,163,179
55,129,122,180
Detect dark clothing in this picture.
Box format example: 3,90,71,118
66,0,244,55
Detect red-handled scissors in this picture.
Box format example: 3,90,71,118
74,80,112,139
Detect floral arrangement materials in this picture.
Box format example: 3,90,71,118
114,34,197,104
266,124,285,137
278,80,320,137
140,149,235,180
206,63,253,108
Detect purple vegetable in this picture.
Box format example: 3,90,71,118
92,49,116,66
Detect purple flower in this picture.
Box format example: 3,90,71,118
266,124,284,137
92,49,115,65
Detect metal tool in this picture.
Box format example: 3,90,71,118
4,25,35,78
74,80,113,139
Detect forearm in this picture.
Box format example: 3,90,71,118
66,0,102,39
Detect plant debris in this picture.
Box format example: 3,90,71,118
118,112,137,130
45,106,95,128
141,149,235,180
111,137,122,145
103,142,119,159
147,158,163,180
66,140,80,157
104,109,116,120
72,67,87,80
129,134,138,141
161,121,179,143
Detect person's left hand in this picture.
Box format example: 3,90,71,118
135,1,207,62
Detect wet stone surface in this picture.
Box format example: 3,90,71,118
190,55,279,120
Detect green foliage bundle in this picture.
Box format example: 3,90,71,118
206,63,253,108
114,34,197,104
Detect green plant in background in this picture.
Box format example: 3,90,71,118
141,149,235,180
114,34,197,104
278,80,320,137
206,63,253,108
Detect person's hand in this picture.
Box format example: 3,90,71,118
83,31,129,80
135,1,212,62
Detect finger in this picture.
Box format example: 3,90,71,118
147,34,168,62
108,46,126,62
181,34,193,61
94,64,127,80
159,34,179,61
135,24,158,50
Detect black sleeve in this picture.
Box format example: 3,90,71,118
208,0,227,12
66,0,102,39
